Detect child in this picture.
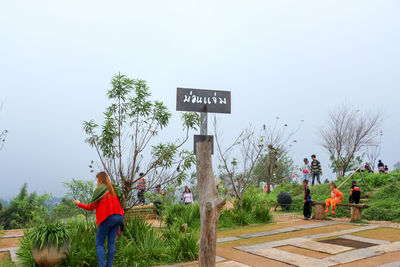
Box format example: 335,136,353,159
349,181,361,204
303,179,312,220
325,183,343,215
384,165,389,174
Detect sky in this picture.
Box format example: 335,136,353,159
1,1,399,199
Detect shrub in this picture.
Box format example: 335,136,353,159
29,222,70,250
164,227,199,262
17,229,37,267
162,203,200,229
59,220,98,267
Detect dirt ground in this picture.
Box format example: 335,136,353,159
0,237,21,249
351,227,400,242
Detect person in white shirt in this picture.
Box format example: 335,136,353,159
300,158,311,182
182,186,193,204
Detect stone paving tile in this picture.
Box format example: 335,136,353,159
237,222,339,239
0,235,23,239
216,260,251,267
293,221,339,230
235,237,310,252
325,248,383,264
0,247,19,262
294,240,352,254
216,256,226,262
237,227,297,238
377,261,400,267
253,248,335,267
305,225,379,239
216,236,241,243
371,242,400,253
341,234,390,245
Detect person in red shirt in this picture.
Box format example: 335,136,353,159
75,172,124,267
324,183,343,215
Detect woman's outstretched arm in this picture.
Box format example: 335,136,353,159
74,199,97,211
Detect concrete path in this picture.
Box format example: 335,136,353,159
235,222,400,267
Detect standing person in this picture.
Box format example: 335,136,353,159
182,186,193,205
310,155,322,186
324,183,343,215
300,158,311,181
137,173,146,206
74,172,124,267
349,181,361,204
378,160,385,173
303,179,312,220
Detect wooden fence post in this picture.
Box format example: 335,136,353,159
196,138,226,267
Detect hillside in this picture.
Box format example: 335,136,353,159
265,171,400,222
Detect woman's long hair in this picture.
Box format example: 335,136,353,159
96,172,116,197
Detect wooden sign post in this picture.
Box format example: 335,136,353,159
177,88,230,267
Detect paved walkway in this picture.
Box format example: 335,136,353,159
232,222,400,267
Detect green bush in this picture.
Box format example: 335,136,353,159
163,227,199,262
29,222,70,250
162,203,200,229
60,220,98,267
17,230,37,267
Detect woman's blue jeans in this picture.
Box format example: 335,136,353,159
96,214,124,267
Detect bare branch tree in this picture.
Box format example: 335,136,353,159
256,117,302,193
214,117,264,209
366,130,383,170
320,104,383,177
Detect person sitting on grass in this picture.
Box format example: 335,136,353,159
325,183,343,215
349,181,361,204
303,179,312,220
74,172,124,267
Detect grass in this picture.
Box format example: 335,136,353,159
265,172,400,222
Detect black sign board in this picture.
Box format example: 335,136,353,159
176,88,231,114
194,135,214,155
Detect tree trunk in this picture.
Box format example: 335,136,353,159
196,138,226,267
351,207,362,221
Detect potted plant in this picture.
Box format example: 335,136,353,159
30,222,70,267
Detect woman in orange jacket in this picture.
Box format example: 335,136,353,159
325,183,343,215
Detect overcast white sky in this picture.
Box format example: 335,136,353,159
1,1,399,199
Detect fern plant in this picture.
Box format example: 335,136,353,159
29,222,70,249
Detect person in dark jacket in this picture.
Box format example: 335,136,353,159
349,181,361,204
310,154,322,186
303,179,312,220
378,160,385,173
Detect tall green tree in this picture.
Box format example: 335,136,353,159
83,74,199,205
0,183,51,229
